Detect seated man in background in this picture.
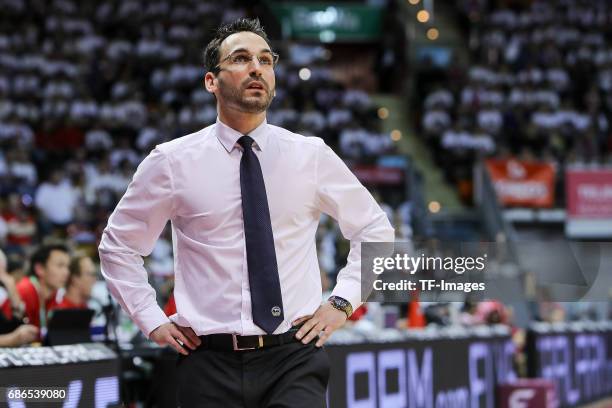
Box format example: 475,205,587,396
0,324,38,347
16,243,70,329
0,249,25,323
52,253,97,309
0,249,39,347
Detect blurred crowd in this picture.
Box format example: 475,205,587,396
418,0,612,203
0,244,96,346
0,0,415,343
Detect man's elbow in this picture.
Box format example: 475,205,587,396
382,219,395,242
384,223,395,242
368,212,395,242
97,228,122,260
97,229,110,256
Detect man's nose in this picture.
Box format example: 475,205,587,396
248,60,264,75
249,66,263,78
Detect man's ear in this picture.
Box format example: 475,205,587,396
33,262,44,280
204,72,217,94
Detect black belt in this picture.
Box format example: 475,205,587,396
198,324,304,352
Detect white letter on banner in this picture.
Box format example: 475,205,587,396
553,335,578,406
493,340,517,384
469,342,493,408
62,380,83,408
378,350,406,407
346,352,376,408
407,348,433,408
509,389,535,408
594,335,606,396
504,340,517,382
7,393,25,408
95,376,119,408
537,337,553,379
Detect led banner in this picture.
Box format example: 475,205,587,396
486,159,555,208
566,167,612,238
0,343,120,407
526,322,612,407
326,332,515,408
0,343,117,368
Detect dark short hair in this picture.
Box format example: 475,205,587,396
7,254,24,274
29,243,70,276
204,18,272,74
67,253,91,287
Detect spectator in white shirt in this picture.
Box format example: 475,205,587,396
327,102,353,131
7,148,37,187
442,127,495,153
343,89,371,111
69,96,98,122
546,64,569,91
422,105,451,135
531,105,562,130
477,103,503,135
425,87,454,110
136,126,162,152
85,157,128,205
300,104,326,133
35,169,80,228
85,124,113,152
339,123,368,159
109,137,140,169
0,116,34,147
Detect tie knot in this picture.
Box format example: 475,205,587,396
238,135,255,151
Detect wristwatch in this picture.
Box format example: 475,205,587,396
328,296,353,318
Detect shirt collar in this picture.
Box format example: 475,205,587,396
215,117,269,153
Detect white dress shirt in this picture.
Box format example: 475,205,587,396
99,118,394,337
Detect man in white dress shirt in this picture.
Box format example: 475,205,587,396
99,18,393,407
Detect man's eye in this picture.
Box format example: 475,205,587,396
259,57,273,65
233,55,250,63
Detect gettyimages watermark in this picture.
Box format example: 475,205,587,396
361,241,612,303
371,252,487,293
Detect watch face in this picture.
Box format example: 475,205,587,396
330,297,350,314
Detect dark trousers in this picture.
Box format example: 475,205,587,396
176,341,330,407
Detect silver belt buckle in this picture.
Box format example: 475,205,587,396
232,334,264,351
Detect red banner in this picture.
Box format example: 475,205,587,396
567,168,612,218
351,165,404,185
486,159,555,207
497,379,557,408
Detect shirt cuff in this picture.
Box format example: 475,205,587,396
330,281,363,311
132,303,171,338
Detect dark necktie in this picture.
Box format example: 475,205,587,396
238,135,284,334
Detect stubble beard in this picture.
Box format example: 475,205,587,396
218,77,274,113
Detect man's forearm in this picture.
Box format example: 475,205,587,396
331,211,395,309
99,235,170,337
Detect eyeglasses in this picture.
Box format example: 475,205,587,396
214,50,279,71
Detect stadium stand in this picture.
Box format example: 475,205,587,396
419,0,612,205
